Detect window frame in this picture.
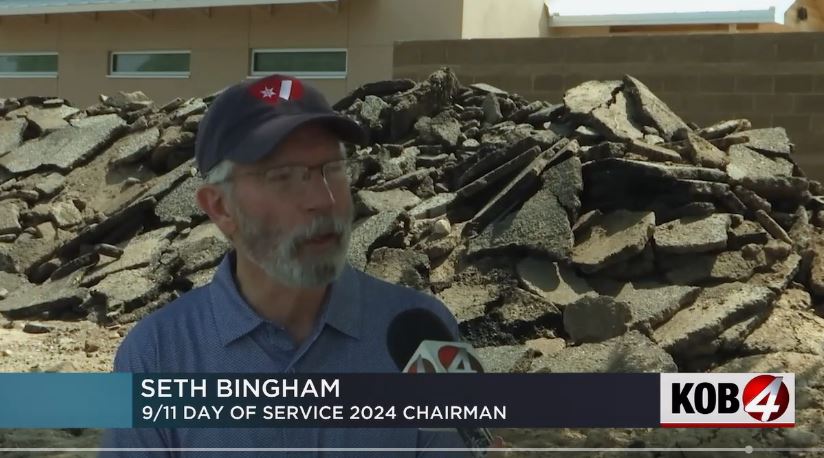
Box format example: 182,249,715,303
108,50,191,79
249,48,347,79
0,52,58,78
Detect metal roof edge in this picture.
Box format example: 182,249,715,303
0,0,335,16
548,8,782,27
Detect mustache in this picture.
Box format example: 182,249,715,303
288,214,351,246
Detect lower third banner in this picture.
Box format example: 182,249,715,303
0,373,795,429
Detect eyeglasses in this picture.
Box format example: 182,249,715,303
223,159,349,195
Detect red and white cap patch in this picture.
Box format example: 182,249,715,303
249,74,305,105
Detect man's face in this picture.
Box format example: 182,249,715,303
226,123,354,288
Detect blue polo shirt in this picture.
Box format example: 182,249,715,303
100,249,468,457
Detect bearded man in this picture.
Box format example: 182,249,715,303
100,74,467,457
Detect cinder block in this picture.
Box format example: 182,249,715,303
776,34,816,62
533,74,564,91
394,43,421,67
735,75,774,94
754,94,795,114
794,95,824,114
772,114,812,135
699,75,735,93
775,75,814,93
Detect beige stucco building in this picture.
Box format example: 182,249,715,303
0,0,547,107
0,0,820,107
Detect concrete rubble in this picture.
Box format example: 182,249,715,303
3,67,824,449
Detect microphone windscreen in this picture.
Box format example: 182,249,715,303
386,308,455,370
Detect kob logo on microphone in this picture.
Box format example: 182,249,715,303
660,373,794,427
403,341,484,373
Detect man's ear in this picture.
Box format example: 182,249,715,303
196,184,237,238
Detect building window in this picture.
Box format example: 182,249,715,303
109,51,190,78
251,49,347,79
0,53,58,77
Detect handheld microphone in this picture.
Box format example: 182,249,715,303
386,308,496,457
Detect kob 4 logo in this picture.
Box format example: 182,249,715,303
661,373,794,428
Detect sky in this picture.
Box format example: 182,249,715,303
548,0,797,16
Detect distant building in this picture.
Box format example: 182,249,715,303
0,0,818,106
0,0,546,106
545,0,822,36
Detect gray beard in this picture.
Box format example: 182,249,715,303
233,207,353,288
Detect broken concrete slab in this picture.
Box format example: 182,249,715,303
516,257,596,307
742,288,824,355
355,189,421,217
482,93,502,124
409,193,455,220
0,119,26,156
583,158,729,184
563,80,622,116
109,127,161,166
593,280,701,333
727,127,793,157
662,251,760,285
475,345,538,373
82,226,176,286
436,283,497,323
652,282,775,357
26,108,70,134
733,185,772,213
90,266,156,313
464,144,568,236
531,331,677,373
456,146,542,201
356,95,390,136
755,209,793,245
627,139,684,163
50,201,83,229
589,91,644,141
624,75,690,141
728,220,770,248
540,155,582,221
524,337,565,356
154,175,205,225
365,247,429,290
0,202,21,235
0,271,88,318
598,243,657,280
348,211,402,270
458,142,537,188
684,132,728,169
389,68,460,141
0,114,125,174
368,168,433,192
496,287,561,326
34,172,66,198
184,265,218,290
563,295,631,343
467,185,573,261
572,210,655,273
653,214,731,254
415,112,461,147
751,253,801,292
727,144,794,181
171,222,230,277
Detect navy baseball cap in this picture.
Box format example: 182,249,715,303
195,74,367,176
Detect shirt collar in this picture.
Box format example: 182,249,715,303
209,249,362,347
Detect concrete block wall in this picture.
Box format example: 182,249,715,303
394,33,824,179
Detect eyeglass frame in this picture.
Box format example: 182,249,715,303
212,158,351,194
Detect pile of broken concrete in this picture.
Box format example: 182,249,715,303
1,69,824,447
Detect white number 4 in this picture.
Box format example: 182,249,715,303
745,377,783,421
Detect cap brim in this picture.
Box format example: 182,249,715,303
229,112,367,166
